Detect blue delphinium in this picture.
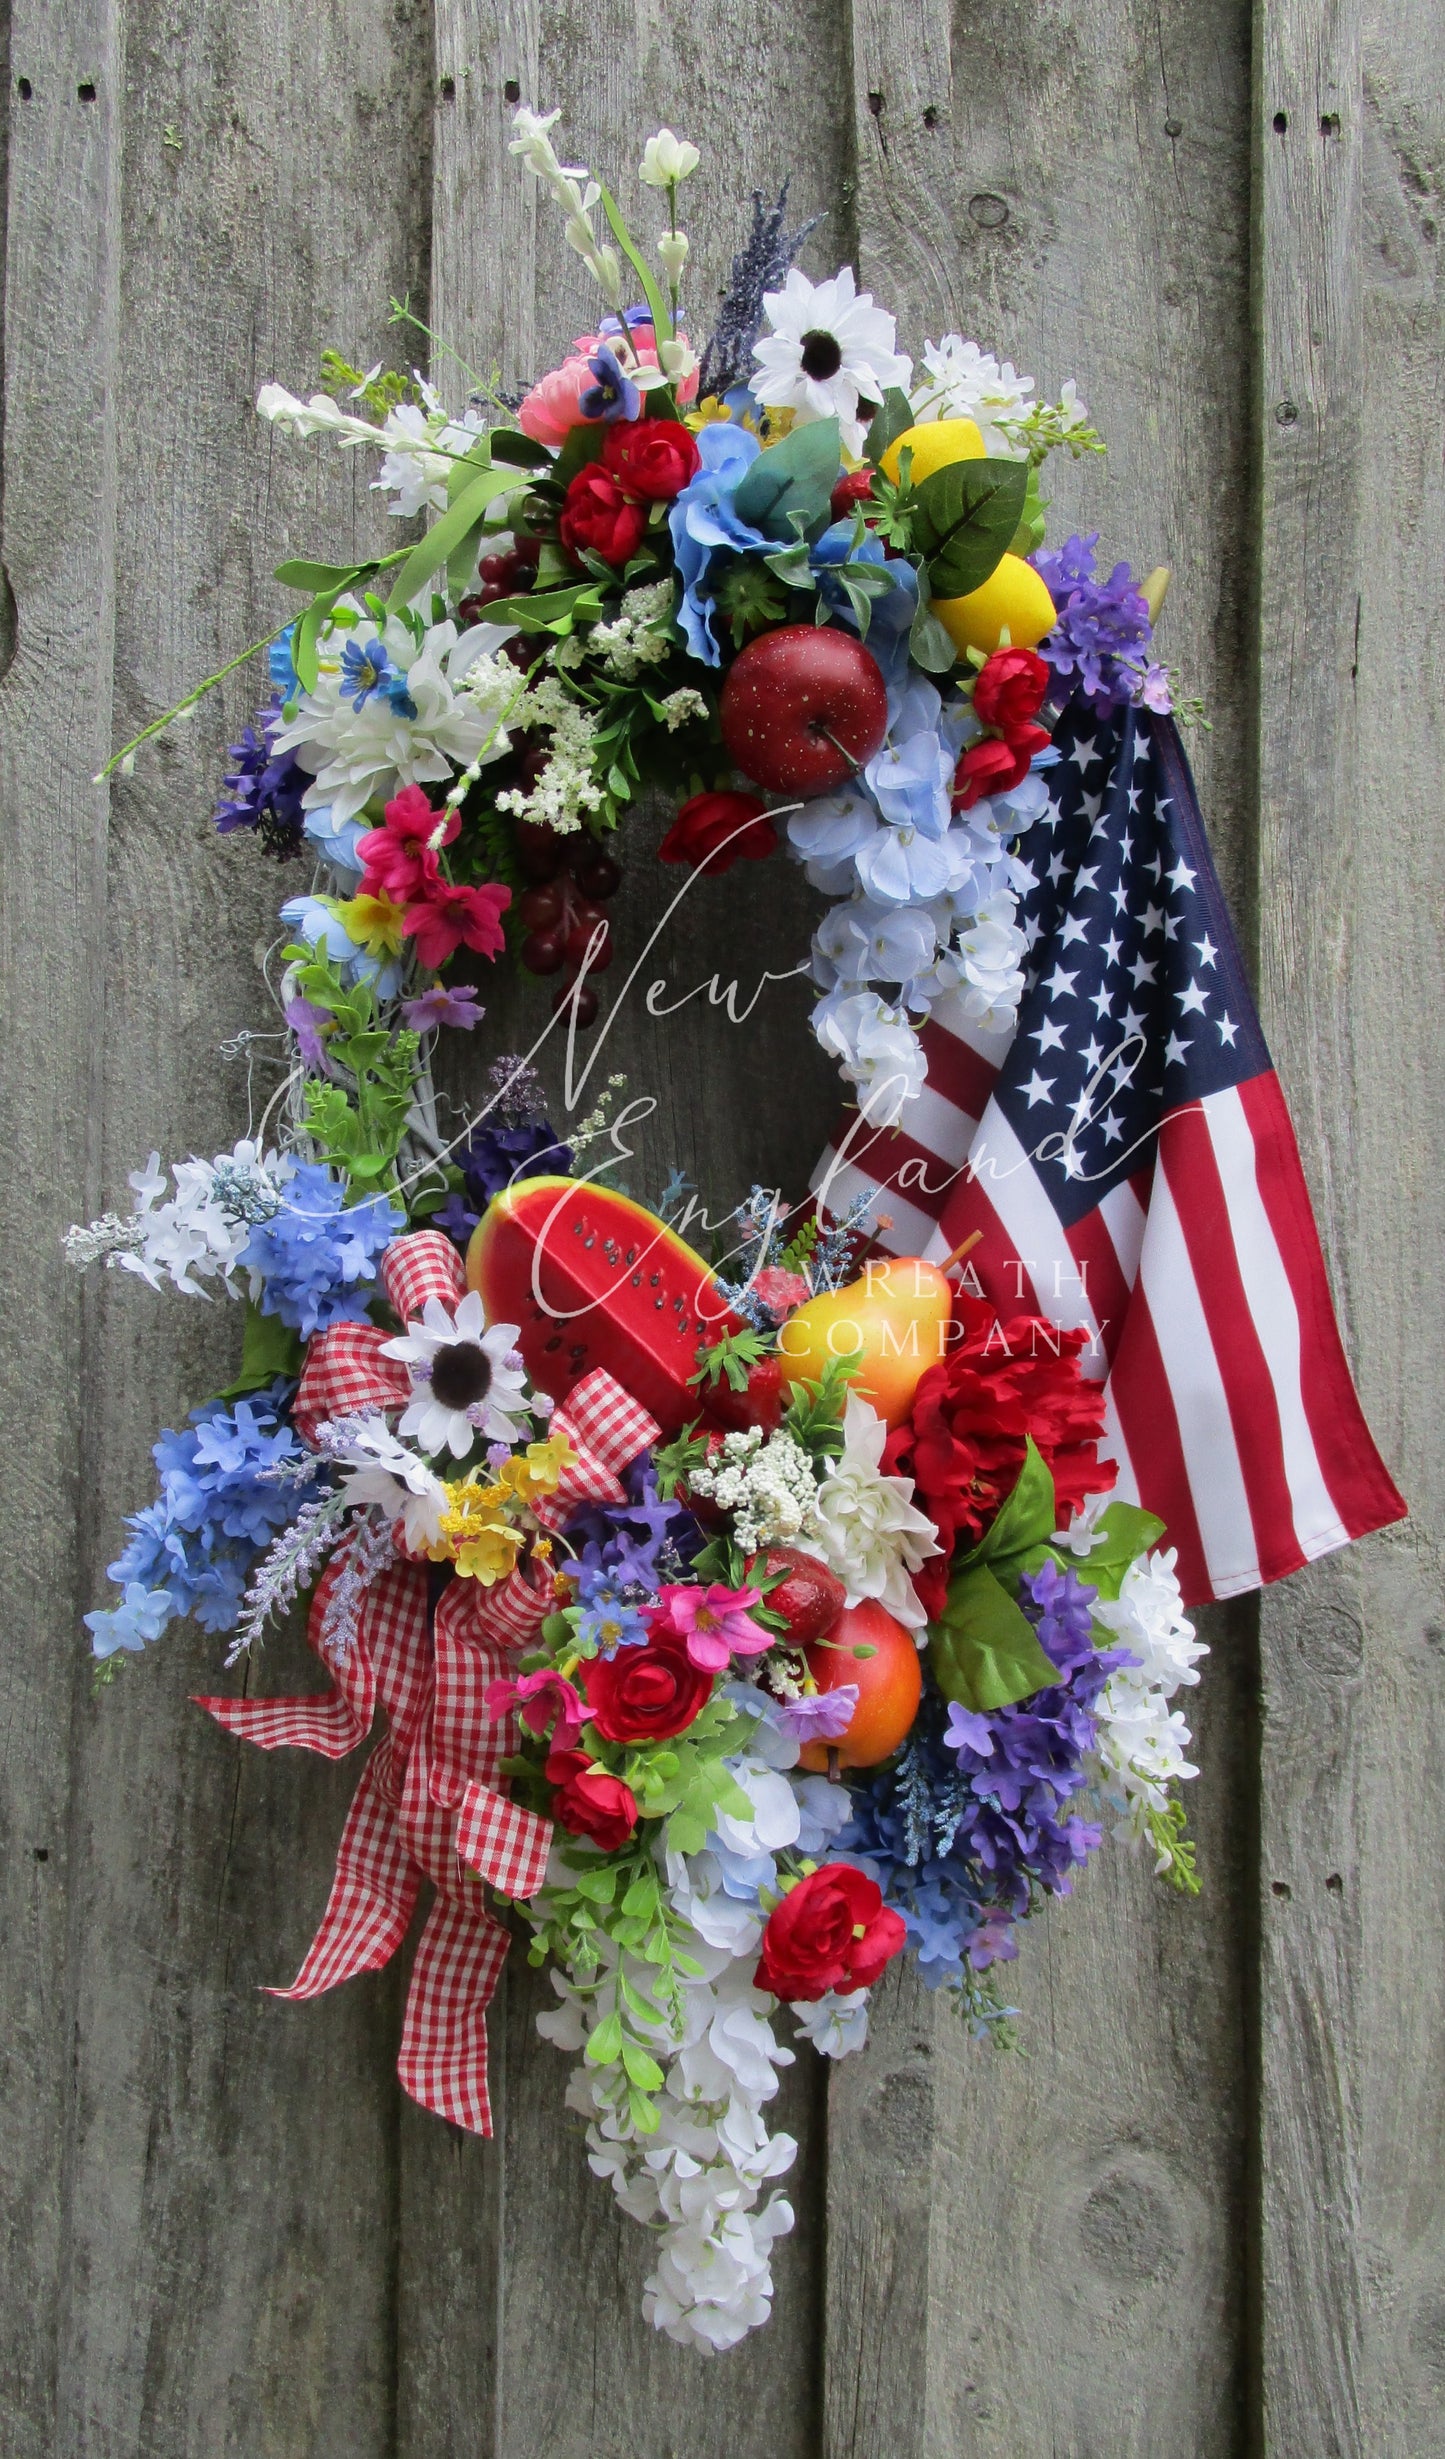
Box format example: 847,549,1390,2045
434,1077,574,1250
1031,532,1152,714
214,696,308,859
843,1561,1131,1987
86,1382,305,1655
240,1163,403,1338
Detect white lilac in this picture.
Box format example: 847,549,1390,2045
70,1142,293,1299
1090,1550,1208,1858
798,1394,940,1630
684,1426,822,1556
588,579,677,680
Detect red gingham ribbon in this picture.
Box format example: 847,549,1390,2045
196,1232,661,2135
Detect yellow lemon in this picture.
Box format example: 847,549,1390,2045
934,553,1057,659
879,416,985,487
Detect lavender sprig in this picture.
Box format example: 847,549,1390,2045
226,1489,351,1665
318,1515,396,1665
698,182,823,401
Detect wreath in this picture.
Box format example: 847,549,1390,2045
70,105,1232,2354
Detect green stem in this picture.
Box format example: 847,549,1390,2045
387,296,511,411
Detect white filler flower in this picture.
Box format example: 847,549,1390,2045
381,1291,529,1459
750,266,913,455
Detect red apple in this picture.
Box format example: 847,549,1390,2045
746,1545,845,1646
719,625,888,795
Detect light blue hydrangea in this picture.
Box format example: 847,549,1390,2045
241,1163,402,1339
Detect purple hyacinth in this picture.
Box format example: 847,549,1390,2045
1031,533,1153,716
214,695,308,859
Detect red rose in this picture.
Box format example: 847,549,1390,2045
559,465,648,566
601,417,701,502
972,645,1049,732
883,1292,1114,1618
658,790,777,873
545,1748,639,1852
580,1633,714,1743
754,1864,907,2003
951,723,1050,812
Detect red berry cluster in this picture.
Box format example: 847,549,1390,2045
514,824,622,1027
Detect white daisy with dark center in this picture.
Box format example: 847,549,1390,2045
749,265,913,456
381,1291,530,1459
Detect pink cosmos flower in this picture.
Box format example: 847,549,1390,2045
485,1668,585,1753
648,1582,773,1672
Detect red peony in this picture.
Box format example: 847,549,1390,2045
658,790,777,873
404,876,512,969
972,645,1049,732
883,1292,1114,1618
545,1747,639,1851
952,723,1051,811
580,1632,714,1743
601,417,701,501
754,1864,906,2002
357,783,457,903
559,464,648,566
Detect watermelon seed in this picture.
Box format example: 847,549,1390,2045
625,1247,636,1264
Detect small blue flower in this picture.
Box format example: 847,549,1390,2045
578,343,641,424
279,894,402,998
340,637,397,711
574,1564,651,1657
269,626,300,698
241,1164,403,1339
85,1582,175,1657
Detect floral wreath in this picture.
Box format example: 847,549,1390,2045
71,108,1208,2353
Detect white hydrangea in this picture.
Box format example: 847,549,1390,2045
685,1425,823,1555
811,988,929,1123
271,604,515,824
798,1393,940,1630
1090,1549,1208,1859
908,335,1036,454
67,1140,292,1298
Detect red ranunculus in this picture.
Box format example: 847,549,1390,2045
658,789,777,873
580,1632,714,1743
972,645,1049,732
754,1864,906,2002
403,876,512,969
883,1292,1114,1618
559,464,648,566
951,723,1051,812
357,783,458,903
545,1748,639,1852
601,417,701,502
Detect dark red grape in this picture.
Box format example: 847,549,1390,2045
566,918,612,971
514,820,565,880
571,850,622,899
552,979,600,1026
521,930,566,975
517,882,564,930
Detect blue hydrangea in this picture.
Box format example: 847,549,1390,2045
89,1382,305,1652
241,1163,403,1339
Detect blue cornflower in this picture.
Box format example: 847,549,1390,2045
578,343,641,424
340,637,396,711
240,1163,403,1339
574,1563,651,1656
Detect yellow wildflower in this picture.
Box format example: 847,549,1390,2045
452,1523,526,1584
336,890,408,959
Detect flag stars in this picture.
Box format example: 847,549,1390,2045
1100,1109,1125,1144
1195,934,1218,969
1140,901,1165,936
1164,1032,1192,1066
1089,983,1114,1019
1048,850,1069,885
1068,735,1099,773
1021,1070,1056,1108
1178,980,1208,1016
1101,931,1123,966
1162,911,1182,941
1128,954,1158,989
1030,1016,1068,1054
1059,913,1091,950
1167,857,1197,893
1042,964,1078,999
1217,1013,1238,1046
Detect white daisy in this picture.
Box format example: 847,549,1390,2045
380,1291,530,1459
750,266,912,456
318,1413,448,1551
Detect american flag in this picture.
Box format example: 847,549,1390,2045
813,703,1405,1606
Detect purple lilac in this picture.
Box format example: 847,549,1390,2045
1031,533,1152,716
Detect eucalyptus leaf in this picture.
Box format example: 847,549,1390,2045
912,456,1030,600
929,1561,1060,1712
732,417,842,543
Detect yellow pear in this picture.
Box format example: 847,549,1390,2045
776,1258,955,1429
879,416,985,489
934,553,1057,659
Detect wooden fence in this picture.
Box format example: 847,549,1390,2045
2,0,1441,2449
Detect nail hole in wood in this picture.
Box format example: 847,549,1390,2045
1320,111,1341,136
968,192,1009,229
868,90,885,117
1325,1871,1343,1893
1273,110,1288,133
33,1847,48,1862
923,105,939,129
1271,1880,1291,1898
17,76,32,98
1165,117,1183,138
1274,399,1299,425
503,78,521,105
439,73,456,99
78,80,96,101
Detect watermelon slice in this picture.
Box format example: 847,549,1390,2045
466,1176,743,1433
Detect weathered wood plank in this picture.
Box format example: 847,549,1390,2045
834,3,1257,2451
1256,2,1445,2450
0,8,121,2453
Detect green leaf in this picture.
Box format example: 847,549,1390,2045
385,466,519,613
1009,462,1049,557
218,1298,304,1399
911,456,1030,600
909,587,959,675
732,418,842,543
864,387,917,470
620,2039,665,2092
553,421,606,487
274,556,373,594
292,584,350,694
573,1867,618,1904
445,430,499,503
972,1437,1058,1569
1077,1501,1168,1602
488,427,552,469
929,1561,1060,1712
621,1875,656,1918
627,2087,663,2134
595,181,674,341
584,2011,623,2067
479,581,607,635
